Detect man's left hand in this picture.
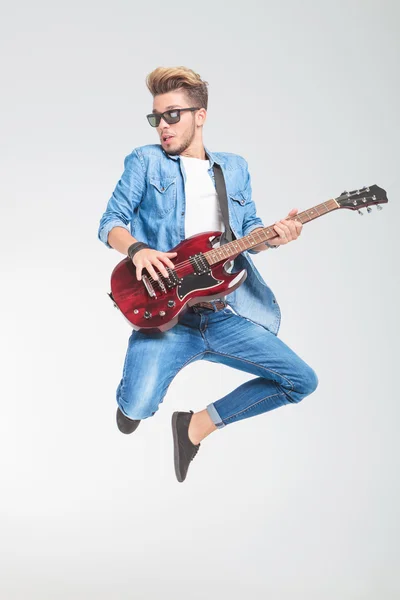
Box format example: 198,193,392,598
268,208,303,246
251,209,303,252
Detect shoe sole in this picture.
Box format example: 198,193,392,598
171,412,184,482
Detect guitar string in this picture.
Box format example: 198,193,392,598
144,200,339,285
143,196,342,283
145,201,338,285
143,187,381,285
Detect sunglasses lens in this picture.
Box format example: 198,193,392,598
147,115,159,127
165,110,180,124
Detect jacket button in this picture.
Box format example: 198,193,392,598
240,200,245,205
161,187,165,191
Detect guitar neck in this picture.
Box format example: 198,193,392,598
204,198,340,265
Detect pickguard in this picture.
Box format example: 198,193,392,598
177,272,224,301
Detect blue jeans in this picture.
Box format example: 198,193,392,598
116,303,318,428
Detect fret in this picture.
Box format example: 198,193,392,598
232,241,241,252
313,205,323,216
320,203,330,214
301,212,312,223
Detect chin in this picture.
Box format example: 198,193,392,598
164,143,182,156
166,149,181,156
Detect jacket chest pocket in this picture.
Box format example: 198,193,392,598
229,190,247,207
149,177,177,217
229,190,248,229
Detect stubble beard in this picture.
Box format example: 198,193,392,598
165,121,196,156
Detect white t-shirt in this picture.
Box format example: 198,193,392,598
180,155,223,238
180,155,233,276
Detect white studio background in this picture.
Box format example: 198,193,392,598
1,1,399,599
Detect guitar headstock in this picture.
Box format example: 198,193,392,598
336,185,388,214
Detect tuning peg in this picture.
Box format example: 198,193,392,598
357,209,364,215
377,204,383,211
367,207,372,213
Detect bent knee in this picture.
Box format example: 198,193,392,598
119,402,158,421
117,384,160,420
300,367,319,396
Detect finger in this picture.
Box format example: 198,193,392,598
272,224,285,244
283,218,299,238
144,261,159,281
165,252,178,256
294,221,303,236
268,235,281,246
153,259,169,279
159,255,177,270
287,208,298,217
291,214,303,233
274,222,291,241
282,219,298,239
136,265,143,281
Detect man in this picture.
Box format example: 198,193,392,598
98,66,318,483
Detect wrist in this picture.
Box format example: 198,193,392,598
127,241,149,260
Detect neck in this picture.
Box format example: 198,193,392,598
204,198,340,265
180,140,206,160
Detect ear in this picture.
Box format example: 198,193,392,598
196,108,207,126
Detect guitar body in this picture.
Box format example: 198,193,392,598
110,231,246,332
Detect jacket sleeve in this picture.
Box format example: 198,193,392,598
98,149,146,248
240,159,265,254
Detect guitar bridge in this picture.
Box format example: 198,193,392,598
142,274,157,298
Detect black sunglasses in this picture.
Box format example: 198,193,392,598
146,107,200,127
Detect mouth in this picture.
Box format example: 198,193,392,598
162,134,174,143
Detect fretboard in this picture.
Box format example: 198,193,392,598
204,198,340,265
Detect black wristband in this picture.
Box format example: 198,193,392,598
127,242,149,260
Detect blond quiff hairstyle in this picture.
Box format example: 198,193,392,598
146,66,208,110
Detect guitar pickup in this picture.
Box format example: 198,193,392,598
157,278,167,293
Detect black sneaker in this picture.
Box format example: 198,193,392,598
116,407,141,434
172,411,200,482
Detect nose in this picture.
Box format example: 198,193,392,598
158,116,171,130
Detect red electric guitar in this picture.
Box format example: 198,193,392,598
108,185,388,332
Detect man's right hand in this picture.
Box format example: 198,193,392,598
132,248,178,281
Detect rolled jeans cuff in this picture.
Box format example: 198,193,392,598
206,402,226,429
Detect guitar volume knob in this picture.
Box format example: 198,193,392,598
167,300,175,308
144,311,152,319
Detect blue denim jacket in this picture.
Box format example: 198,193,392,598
98,144,281,335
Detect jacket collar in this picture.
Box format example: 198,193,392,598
161,145,222,167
